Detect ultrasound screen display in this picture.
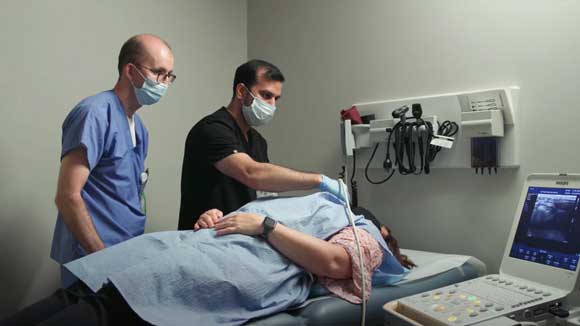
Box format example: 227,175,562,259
510,187,580,271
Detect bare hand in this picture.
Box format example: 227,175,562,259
194,209,223,231
214,213,264,237
86,242,106,254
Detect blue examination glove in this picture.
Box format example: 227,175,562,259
318,175,347,202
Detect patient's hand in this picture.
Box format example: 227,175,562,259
214,213,264,237
194,209,223,231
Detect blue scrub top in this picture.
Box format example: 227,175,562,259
51,90,149,267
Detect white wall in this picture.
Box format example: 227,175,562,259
248,0,580,273
0,0,246,317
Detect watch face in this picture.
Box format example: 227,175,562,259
264,217,276,228
263,217,277,236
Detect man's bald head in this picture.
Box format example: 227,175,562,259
117,34,172,75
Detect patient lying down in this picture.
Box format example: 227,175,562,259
1,192,411,326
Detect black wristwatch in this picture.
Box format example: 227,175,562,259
261,216,278,238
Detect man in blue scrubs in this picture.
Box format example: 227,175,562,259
51,34,175,287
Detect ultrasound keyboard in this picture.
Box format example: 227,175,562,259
397,274,566,325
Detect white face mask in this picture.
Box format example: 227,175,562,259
241,85,276,127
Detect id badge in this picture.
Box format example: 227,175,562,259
140,169,149,214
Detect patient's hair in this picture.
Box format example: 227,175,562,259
232,59,285,97
382,226,417,269
351,207,416,269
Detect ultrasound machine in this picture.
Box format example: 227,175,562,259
385,173,580,325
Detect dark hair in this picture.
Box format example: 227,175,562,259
351,206,417,269
352,207,382,229
117,34,172,75
232,59,285,97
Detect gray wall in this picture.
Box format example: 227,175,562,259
248,0,580,273
0,0,246,316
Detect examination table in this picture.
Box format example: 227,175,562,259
246,249,486,325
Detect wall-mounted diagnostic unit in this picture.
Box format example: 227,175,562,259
340,86,520,177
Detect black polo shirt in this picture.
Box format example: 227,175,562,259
178,107,269,230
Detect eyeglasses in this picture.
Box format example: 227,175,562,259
133,63,176,84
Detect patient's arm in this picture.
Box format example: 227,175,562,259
214,212,353,279
215,152,321,192
319,227,383,304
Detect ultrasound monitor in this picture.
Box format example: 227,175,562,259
509,187,580,272
502,174,580,292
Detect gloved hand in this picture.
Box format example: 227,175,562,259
318,175,347,202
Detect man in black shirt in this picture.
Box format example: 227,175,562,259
179,60,343,230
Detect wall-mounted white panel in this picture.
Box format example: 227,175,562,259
346,87,520,169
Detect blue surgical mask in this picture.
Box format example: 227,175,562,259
131,66,168,106
242,86,276,127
